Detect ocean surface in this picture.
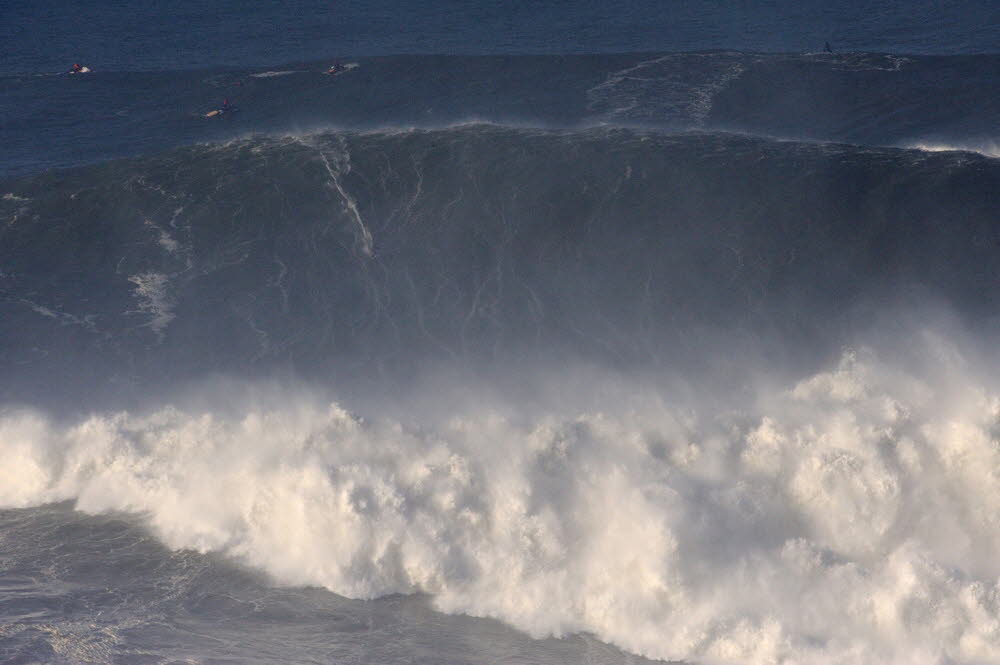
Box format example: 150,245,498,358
3,3,1000,664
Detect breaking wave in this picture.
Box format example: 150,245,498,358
4,79,1000,662
4,338,1000,664
906,139,1000,159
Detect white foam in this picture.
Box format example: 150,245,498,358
586,53,746,126
143,218,180,254
128,272,175,337
3,345,1000,664
906,140,1000,159
250,70,299,78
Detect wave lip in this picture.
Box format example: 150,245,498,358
5,51,1000,179
906,139,1000,158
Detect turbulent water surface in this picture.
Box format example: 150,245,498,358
3,4,1000,665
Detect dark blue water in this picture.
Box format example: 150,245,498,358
4,0,999,77
3,3,1000,665
3,0,999,178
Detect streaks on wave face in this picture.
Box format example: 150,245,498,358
2,125,1000,404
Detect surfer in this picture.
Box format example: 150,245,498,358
824,41,833,53
69,63,91,74
205,99,233,118
326,61,345,75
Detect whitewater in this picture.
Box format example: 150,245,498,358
5,338,1000,664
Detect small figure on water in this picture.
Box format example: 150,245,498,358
205,98,234,118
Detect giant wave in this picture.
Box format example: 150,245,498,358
4,114,1000,663
3,125,999,405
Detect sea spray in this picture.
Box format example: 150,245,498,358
4,344,1000,664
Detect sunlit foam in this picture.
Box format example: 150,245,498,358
906,139,1000,159
3,336,1000,664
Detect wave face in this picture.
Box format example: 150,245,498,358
3,126,1000,405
